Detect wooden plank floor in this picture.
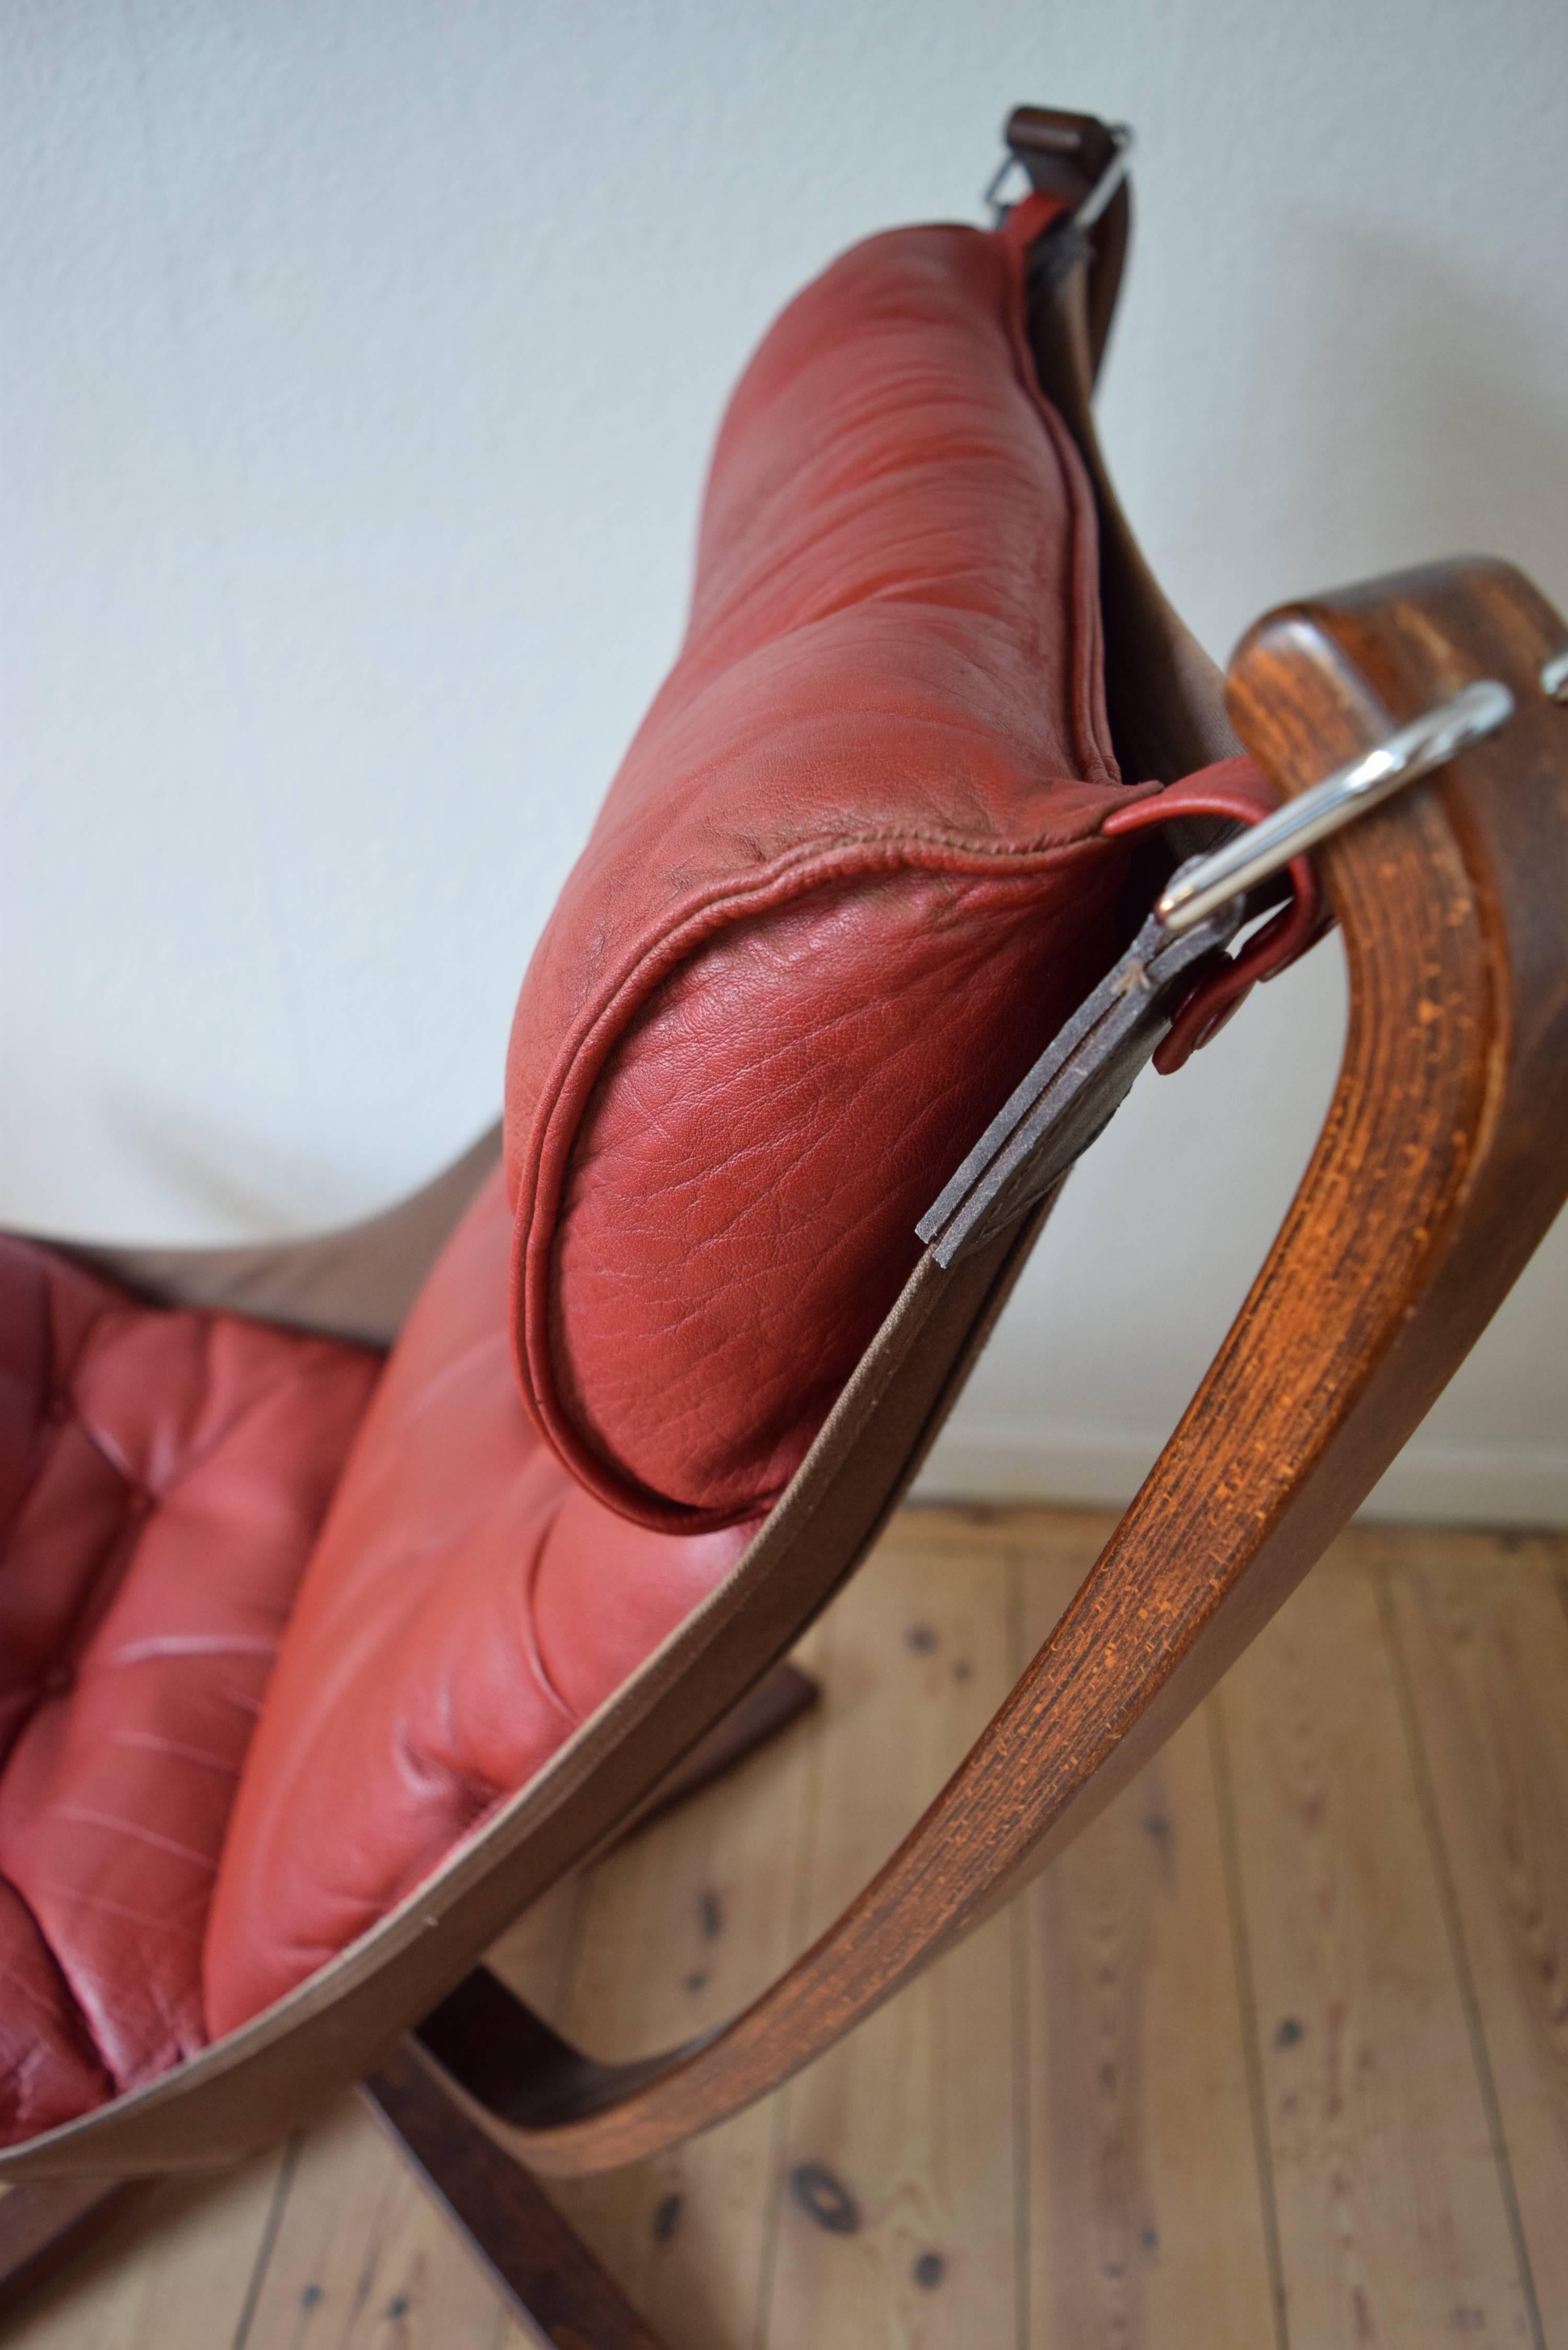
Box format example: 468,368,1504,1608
12,1506,1568,2349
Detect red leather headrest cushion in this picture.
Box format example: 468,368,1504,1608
505,221,1147,1533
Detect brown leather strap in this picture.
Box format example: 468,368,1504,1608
1002,106,1130,381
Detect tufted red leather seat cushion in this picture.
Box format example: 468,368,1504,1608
505,218,1147,1535
0,1238,378,2142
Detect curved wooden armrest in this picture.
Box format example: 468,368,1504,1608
416,555,1568,2177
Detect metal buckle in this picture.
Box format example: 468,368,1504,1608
983,154,1033,227
1543,648,1568,703
920,674,1516,1269
984,122,1134,232
917,885,1247,1268
1072,122,1133,229
1156,678,1514,936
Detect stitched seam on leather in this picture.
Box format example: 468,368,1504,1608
514,852,1099,1523
992,226,1117,785
511,840,1133,1528
505,225,1148,1518
521,826,1127,1204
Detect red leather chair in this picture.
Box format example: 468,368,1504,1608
4,107,1566,2346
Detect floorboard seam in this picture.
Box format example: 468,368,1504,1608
229,2133,301,2350
1007,1551,1030,2350
750,1625,830,2350
1208,1692,1292,2350
1376,1568,1548,2350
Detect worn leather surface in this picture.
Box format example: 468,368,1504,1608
202,1168,751,2034
4,213,1162,2115
205,223,1147,2029
0,1239,378,2142
505,220,1151,1534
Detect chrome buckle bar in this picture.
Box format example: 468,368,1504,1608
1157,678,1514,936
984,122,1134,232
1072,122,1133,231
921,672,1523,1269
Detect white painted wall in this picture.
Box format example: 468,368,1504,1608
4,0,1566,1519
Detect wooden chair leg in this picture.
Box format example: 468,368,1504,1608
362,2042,670,2349
353,1667,821,2341
0,1665,812,2327
0,2178,151,2319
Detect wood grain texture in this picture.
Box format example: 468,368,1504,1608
238,2103,531,2350
763,1525,1019,2349
363,2046,670,2350
1217,1567,1536,2348
17,1510,1568,2348
1020,1549,1279,2350
7,2153,283,2349
521,1629,826,2350
1387,1549,1568,2333
240,1668,828,2350
481,1871,587,2031
0,2182,148,2322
